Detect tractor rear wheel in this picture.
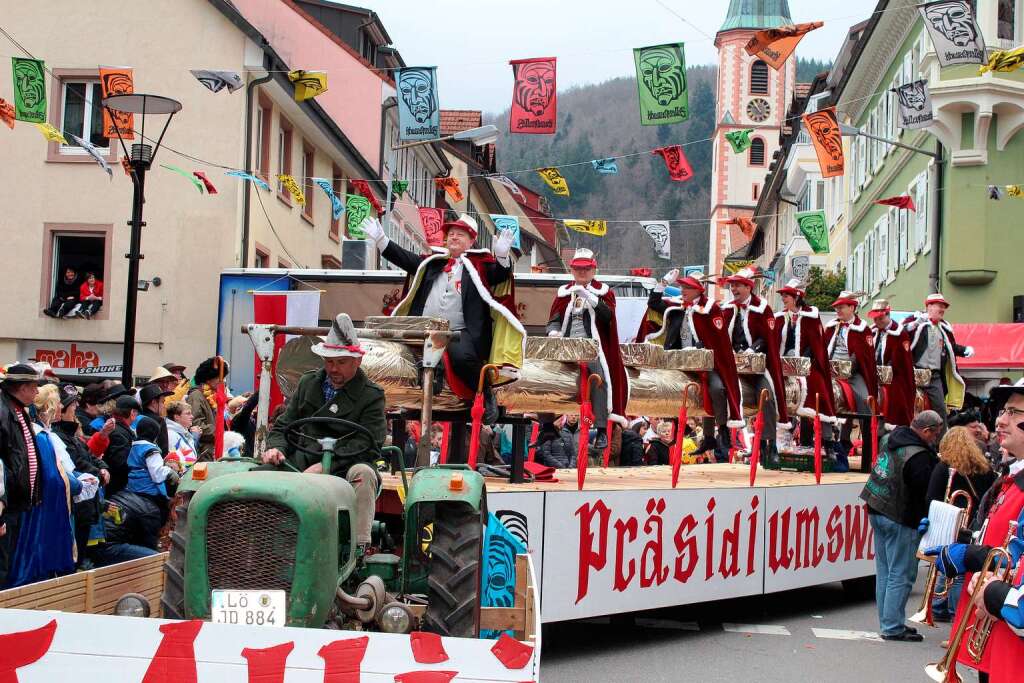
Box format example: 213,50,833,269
423,502,483,638
160,492,193,619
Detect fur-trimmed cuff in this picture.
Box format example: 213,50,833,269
727,419,747,429
884,423,898,431
778,421,794,431
609,413,630,428
796,407,817,418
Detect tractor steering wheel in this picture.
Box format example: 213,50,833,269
283,416,380,464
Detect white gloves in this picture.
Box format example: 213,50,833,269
964,346,975,358
362,217,388,251
494,229,515,259
572,285,599,307
662,268,679,285
547,330,561,338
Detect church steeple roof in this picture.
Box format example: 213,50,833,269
719,0,792,32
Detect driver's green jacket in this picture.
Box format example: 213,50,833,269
266,367,387,475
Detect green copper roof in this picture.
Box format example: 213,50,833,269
720,0,792,31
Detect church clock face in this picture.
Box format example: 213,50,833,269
747,97,771,123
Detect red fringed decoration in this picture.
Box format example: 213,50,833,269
467,393,485,470
213,382,226,460
527,422,539,462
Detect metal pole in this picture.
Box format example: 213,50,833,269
510,421,526,483
121,164,146,387
854,130,942,160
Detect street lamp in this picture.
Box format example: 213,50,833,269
102,93,182,387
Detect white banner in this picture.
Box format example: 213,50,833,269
893,79,934,130
640,221,671,260
919,0,986,67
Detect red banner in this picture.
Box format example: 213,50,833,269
418,207,445,246
509,57,557,135
652,145,693,182
874,195,916,211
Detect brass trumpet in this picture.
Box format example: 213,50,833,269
910,469,974,627
925,520,1018,683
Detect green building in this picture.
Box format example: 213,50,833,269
833,0,1024,322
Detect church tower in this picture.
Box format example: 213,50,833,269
707,0,796,278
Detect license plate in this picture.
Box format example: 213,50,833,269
211,590,286,627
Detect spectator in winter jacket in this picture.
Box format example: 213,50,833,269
43,267,81,318
535,416,581,468
78,272,103,319
88,490,162,567
76,383,106,436
126,417,181,526
187,357,229,461
0,363,42,585
165,401,200,463
646,421,674,466
620,420,647,466
104,395,141,497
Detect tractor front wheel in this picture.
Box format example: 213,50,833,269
160,492,193,619
423,502,483,638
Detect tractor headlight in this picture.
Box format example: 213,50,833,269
114,593,151,618
377,602,413,634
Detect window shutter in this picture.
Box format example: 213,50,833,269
890,207,900,274
878,215,889,283
921,170,933,253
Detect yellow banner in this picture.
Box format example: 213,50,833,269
276,174,306,205
564,219,607,236
288,70,328,102
980,46,1024,74
34,122,67,144
537,167,570,196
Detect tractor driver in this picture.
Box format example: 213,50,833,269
260,313,387,550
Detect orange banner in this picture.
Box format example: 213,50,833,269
745,22,824,70
802,106,844,178
99,67,134,139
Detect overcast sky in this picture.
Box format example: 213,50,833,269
343,0,880,114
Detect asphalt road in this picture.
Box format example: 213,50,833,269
541,566,976,683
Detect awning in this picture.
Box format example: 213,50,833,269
952,323,1024,369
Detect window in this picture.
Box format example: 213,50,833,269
752,183,760,201
916,170,932,253
865,230,876,292
748,137,766,166
330,165,344,241
999,0,1016,41
41,223,112,320
878,215,890,284
301,143,314,221
750,60,769,95
816,180,825,211
254,248,268,269
47,70,118,165
256,97,272,181
277,117,293,203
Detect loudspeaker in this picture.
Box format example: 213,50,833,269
1014,295,1024,323
341,240,372,270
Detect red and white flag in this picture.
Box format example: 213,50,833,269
253,291,321,413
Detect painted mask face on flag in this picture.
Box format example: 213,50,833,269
537,168,570,196
490,215,522,251
510,58,557,134
419,207,445,247
920,1,985,66
99,68,134,139
652,146,693,182
12,58,46,123
894,80,933,129
399,69,437,123
796,210,829,254
346,195,372,238
802,108,844,177
633,43,689,126
641,221,671,260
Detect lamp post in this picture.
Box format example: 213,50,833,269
102,94,182,387
838,123,945,293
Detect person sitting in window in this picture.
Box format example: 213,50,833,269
78,272,103,319
43,267,81,319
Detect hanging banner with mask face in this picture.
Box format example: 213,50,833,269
744,22,824,70
487,174,526,201
591,158,619,174
418,207,445,247
564,220,607,236
489,214,522,251
892,79,934,129
640,221,671,260
537,167,570,196
652,145,693,182
509,57,557,134
796,210,830,254
11,57,46,123
99,66,134,139
395,67,440,141
919,0,985,67
801,107,844,178
346,194,372,239
633,42,689,126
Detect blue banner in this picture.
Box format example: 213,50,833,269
313,178,345,220
481,512,527,639
489,214,522,251
591,158,618,174
396,67,440,141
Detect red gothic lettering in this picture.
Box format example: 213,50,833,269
673,513,699,583
613,516,638,591
0,619,56,683
795,508,824,569
825,506,844,562
640,498,669,588
704,497,716,580
241,642,294,683
142,620,203,683
718,508,742,578
767,509,794,572
410,632,448,664
575,500,611,603
843,504,870,561
319,636,369,683
746,496,760,576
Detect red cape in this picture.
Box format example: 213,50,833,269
875,320,915,426
775,306,837,421
722,296,789,422
637,295,744,428
824,316,879,401
550,281,628,426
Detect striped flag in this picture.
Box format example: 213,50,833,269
252,291,321,412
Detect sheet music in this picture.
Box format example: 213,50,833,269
918,500,963,552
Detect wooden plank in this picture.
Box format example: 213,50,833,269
513,555,528,641
480,607,526,632
84,571,94,613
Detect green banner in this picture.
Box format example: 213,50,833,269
633,43,689,126
12,57,46,123
725,129,754,153
796,210,830,254
346,194,372,238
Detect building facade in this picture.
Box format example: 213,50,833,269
707,0,798,277
834,0,1024,321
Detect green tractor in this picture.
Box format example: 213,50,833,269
160,414,487,637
